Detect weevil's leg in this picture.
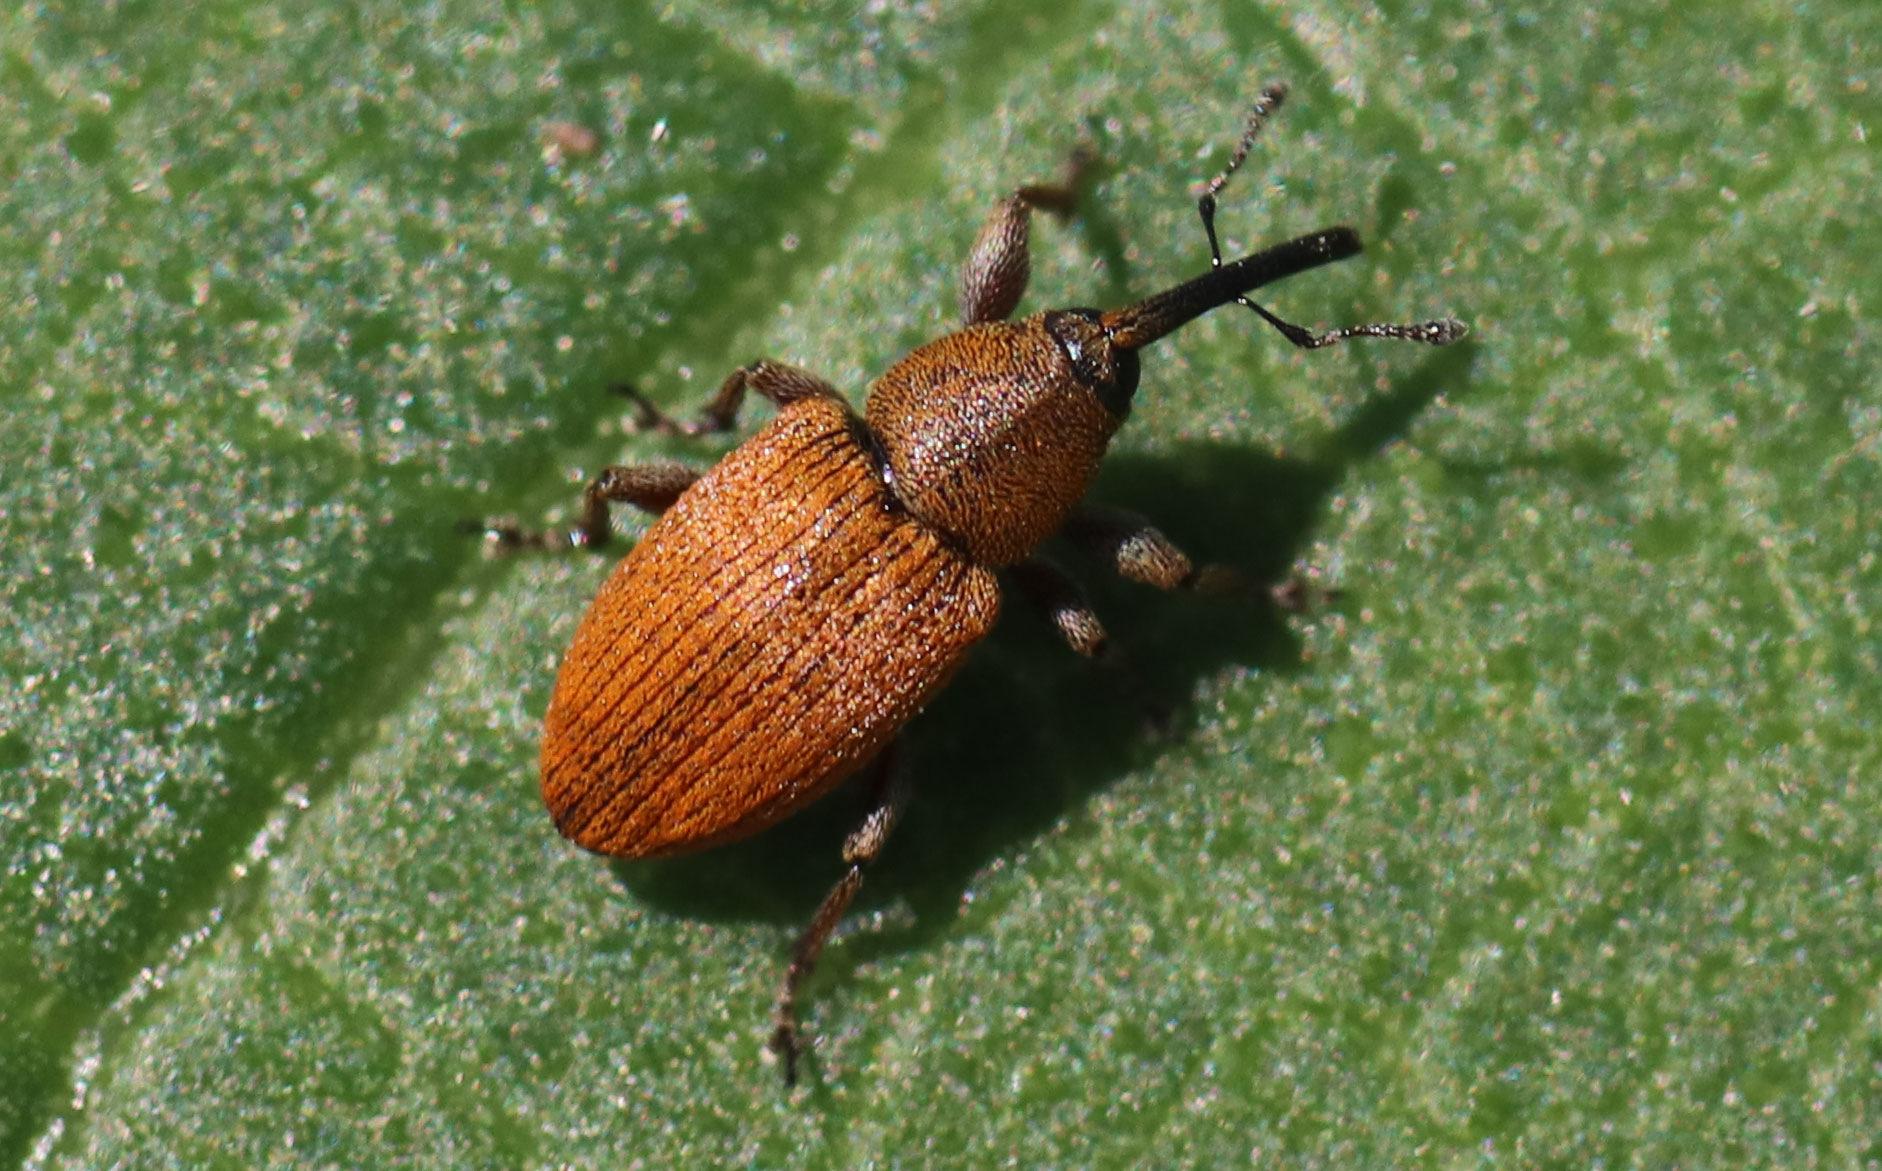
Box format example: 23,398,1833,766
1196,85,1468,351
1015,552,1180,733
770,746,910,1087
1268,576,1342,613
463,362,841,551
461,462,700,552
1065,502,1338,611
617,359,844,436
1063,502,1231,593
958,148,1094,325
1009,556,1110,658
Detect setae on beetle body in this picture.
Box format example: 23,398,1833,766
472,84,1464,1085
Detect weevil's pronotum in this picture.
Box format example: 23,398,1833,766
471,84,1465,1084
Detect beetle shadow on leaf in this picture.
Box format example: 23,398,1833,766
612,341,1475,944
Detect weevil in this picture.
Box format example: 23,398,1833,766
470,84,1464,1084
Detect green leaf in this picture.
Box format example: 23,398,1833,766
5,0,1879,1166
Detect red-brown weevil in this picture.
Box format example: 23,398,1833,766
470,84,1465,1084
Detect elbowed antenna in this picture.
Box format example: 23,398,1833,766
1100,227,1469,352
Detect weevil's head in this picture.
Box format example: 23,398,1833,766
1038,307,1141,420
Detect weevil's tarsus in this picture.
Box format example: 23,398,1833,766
1270,576,1344,613
621,360,844,437
1015,141,1094,217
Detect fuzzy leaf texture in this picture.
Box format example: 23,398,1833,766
3,1,1878,1167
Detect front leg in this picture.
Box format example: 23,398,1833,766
958,149,1093,325
1062,502,1215,592
1064,502,1332,610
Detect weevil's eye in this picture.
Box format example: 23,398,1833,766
1046,308,1137,419
1101,346,1140,417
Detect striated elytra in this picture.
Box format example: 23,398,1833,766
471,84,1465,1086
542,391,1000,859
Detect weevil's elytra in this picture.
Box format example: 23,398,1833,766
469,82,1465,1087
541,395,1000,857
